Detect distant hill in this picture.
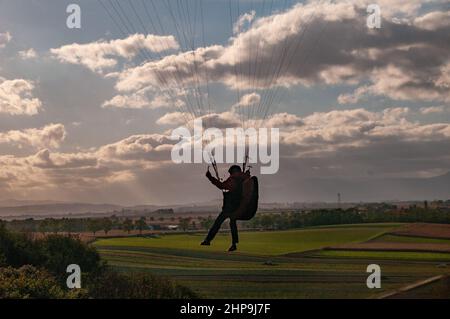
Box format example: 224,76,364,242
0,203,123,218
0,199,63,207
300,172,450,202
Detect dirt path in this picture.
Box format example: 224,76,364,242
375,275,446,299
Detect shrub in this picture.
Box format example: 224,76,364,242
0,265,67,299
38,234,104,282
0,226,195,299
88,270,198,299
0,225,42,267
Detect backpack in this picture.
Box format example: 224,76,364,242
232,176,259,221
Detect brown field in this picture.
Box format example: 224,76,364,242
391,223,450,239
32,229,169,243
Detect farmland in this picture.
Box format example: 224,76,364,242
94,223,398,255
93,223,450,298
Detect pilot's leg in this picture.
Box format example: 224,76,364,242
202,212,227,244
230,219,239,244
228,218,238,252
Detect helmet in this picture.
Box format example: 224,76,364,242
228,165,242,174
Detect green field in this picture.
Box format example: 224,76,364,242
93,224,450,298
313,250,450,261
94,224,398,255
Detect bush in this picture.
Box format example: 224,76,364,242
0,224,42,267
0,265,68,299
1,224,104,283
88,270,198,299
0,225,195,299
38,234,104,282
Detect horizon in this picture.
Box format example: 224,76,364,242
1,195,449,209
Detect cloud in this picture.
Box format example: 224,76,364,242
234,92,261,108
157,110,240,129
18,48,37,60
352,0,440,18
0,31,12,48
102,87,181,110
113,44,223,92
50,34,179,73
0,78,42,115
2,1,450,204
264,112,303,128
282,107,450,156
156,111,189,126
414,10,450,30
156,106,449,160
0,124,66,149
108,0,450,116
48,1,447,117
98,134,176,162
1,105,449,202
0,131,178,195
420,105,447,114
30,149,97,170
338,86,370,104
156,109,302,132
435,62,450,89
114,1,361,92
342,61,450,104
233,11,256,34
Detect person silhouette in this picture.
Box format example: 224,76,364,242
201,165,250,251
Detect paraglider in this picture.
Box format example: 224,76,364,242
97,0,320,250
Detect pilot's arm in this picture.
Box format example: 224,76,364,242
206,170,233,191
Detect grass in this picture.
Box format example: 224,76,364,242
98,246,435,298
92,223,450,298
94,225,396,255
314,250,450,261
175,280,406,299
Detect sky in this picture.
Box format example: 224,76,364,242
0,0,449,205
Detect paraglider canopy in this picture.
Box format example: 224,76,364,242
97,0,317,131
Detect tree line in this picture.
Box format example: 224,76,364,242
245,206,450,230
3,205,450,235
4,214,216,235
